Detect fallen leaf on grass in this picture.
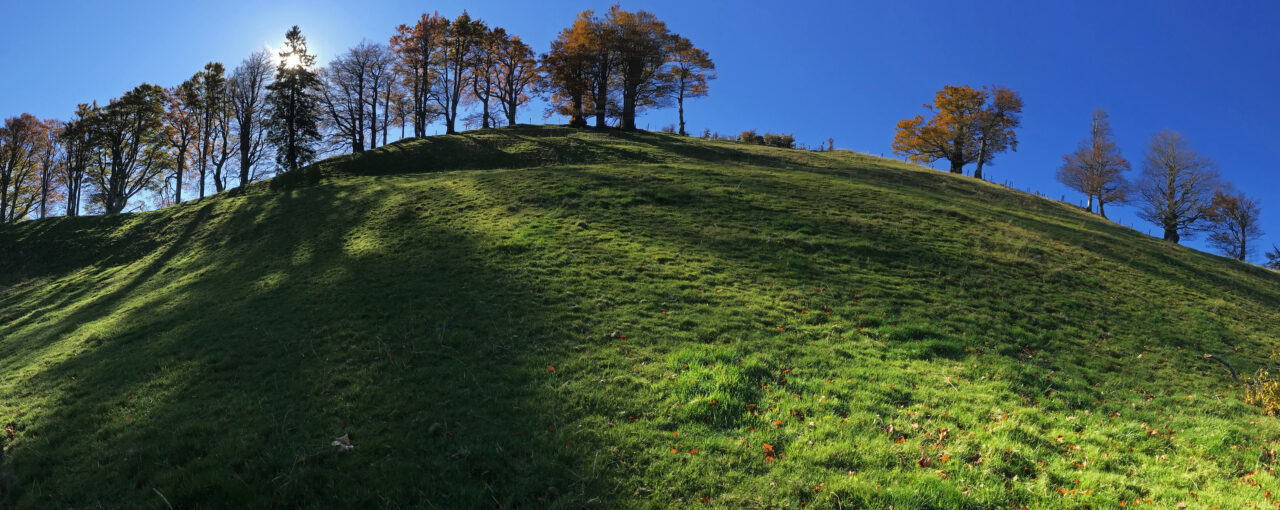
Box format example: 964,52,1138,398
331,434,354,452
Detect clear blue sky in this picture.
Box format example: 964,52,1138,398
3,0,1278,260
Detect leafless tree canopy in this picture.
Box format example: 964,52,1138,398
1056,109,1130,217
1136,130,1219,243
230,50,273,185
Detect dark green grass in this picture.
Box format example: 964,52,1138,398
2,126,1279,508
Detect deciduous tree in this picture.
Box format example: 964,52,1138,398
663,34,714,136
390,12,447,137
321,42,378,153
0,113,44,222
1265,245,1280,270
36,119,64,218
1056,109,1130,217
86,84,171,214
165,80,200,203
435,12,482,134
542,19,593,128
1205,190,1263,261
972,86,1022,180
363,43,393,149
1136,130,1219,243
59,104,94,216
230,50,273,186
266,26,322,173
892,85,1021,178
195,62,227,197
494,33,538,127
609,6,672,131
468,25,502,129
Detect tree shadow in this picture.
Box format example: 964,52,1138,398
2,179,614,508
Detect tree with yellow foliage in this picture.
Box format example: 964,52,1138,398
664,35,714,136
892,85,1022,179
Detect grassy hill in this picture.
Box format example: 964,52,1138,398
2,125,1279,508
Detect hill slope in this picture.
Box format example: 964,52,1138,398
2,126,1279,508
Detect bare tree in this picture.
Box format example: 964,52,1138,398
210,93,236,192
59,104,94,216
230,50,273,187
1265,245,1280,270
363,43,394,149
1206,190,1263,261
194,62,227,198
36,119,64,218
494,33,538,126
1056,109,1130,217
468,25,501,129
1136,130,1219,243
320,42,382,153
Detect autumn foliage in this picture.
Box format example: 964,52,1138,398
541,6,711,131
1205,190,1263,261
892,85,1022,179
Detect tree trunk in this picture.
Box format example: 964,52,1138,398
1097,198,1107,218
176,158,184,203
569,94,587,128
622,87,637,130
973,136,987,180
1239,231,1247,261
948,157,964,174
369,88,378,150
677,94,686,136
1163,226,1180,243
239,121,252,187
39,176,48,219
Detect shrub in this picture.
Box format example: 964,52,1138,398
1247,368,1280,416
762,133,795,149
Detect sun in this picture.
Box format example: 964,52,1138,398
265,43,303,69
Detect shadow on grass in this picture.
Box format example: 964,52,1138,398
2,181,609,508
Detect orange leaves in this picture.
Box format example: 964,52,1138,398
545,365,555,372
762,443,775,455
892,85,1022,175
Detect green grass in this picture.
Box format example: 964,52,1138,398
2,125,1279,508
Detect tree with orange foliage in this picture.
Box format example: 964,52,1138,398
609,6,672,131
389,12,447,137
0,113,44,222
1205,190,1263,261
892,85,1022,179
542,19,594,128
663,34,714,136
